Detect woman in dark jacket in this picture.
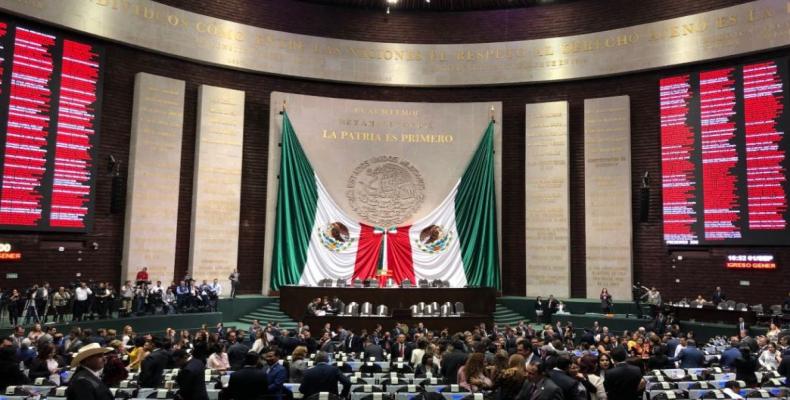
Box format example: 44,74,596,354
0,346,28,390
28,343,64,385
414,353,438,377
647,346,670,371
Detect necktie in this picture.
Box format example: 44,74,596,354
400,345,404,358
529,382,539,400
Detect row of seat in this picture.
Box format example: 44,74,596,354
316,279,452,288
410,302,464,317
670,300,786,316
647,388,790,400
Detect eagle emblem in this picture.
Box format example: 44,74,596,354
415,224,453,254
318,222,356,252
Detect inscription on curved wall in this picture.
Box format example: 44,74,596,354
1,0,788,86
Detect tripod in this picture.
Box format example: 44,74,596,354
22,298,38,325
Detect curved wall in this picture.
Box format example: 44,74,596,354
0,0,787,305
157,0,751,43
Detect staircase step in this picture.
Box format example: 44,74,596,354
236,300,296,330
494,301,530,326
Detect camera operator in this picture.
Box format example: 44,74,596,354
106,283,117,317
7,289,20,326
52,286,71,323
134,283,148,315
209,279,221,312
120,280,134,317
187,279,199,311
176,280,189,312
163,288,176,314
198,280,211,311
72,282,92,322
148,281,164,314
135,266,149,286
95,282,111,319
35,282,50,323
24,284,39,325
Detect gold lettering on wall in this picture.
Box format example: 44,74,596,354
584,96,633,301
122,73,186,286
525,101,570,298
189,85,246,291
6,0,790,86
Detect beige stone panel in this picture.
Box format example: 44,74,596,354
525,101,570,298
189,85,245,295
122,73,186,286
584,95,633,301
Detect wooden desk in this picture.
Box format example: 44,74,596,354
669,305,757,325
279,286,496,321
303,314,493,335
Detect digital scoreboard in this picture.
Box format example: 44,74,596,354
0,21,103,232
660,59,789,245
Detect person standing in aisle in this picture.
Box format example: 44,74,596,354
229,270,240,298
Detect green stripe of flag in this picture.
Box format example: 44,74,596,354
270,112,319,291
455,120,500,289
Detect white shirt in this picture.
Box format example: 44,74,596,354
74,287,92,301
252,338,266,354
758,350,779,370
674,344,685,359
149,285,164,295
211,283,222,296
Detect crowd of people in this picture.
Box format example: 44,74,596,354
0,267,243,327
0,310,787,400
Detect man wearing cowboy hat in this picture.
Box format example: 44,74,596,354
66,342,114,400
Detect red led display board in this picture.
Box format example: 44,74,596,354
661,59,789,245
0,21,103,232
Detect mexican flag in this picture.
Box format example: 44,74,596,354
270,112,499,290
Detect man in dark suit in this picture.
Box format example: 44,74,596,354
720,337,742,370
300,351,351,398
664,334,680,359
264,349,287,399
737,318,749,336
344,330,364,354
604,347,645,400
440,341,468,384
712,287,726,306
139,338,170,388
173,349,208,400
739,331,758,353
516,361,564,400
66,343,114,400
778,349,790,387
363,337,385,361
391,333,412,362
227,332,250,371
226,352,268,400
677,339,705,368
549,356,586,400
276,331,300,355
